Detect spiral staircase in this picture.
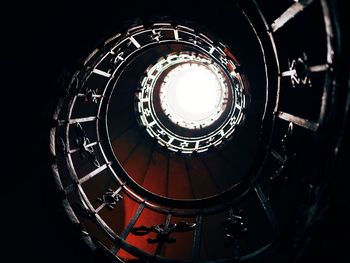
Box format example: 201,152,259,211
50,1,346,262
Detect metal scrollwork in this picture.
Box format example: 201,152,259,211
84,88,98,103
283,53,312,88
97,189,123,210
75,123,100,167
131,221,196,244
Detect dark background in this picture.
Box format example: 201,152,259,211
2,0,349,262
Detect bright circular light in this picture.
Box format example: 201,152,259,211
136,52,245,154
160,63,228,129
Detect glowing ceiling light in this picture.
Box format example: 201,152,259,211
136,52,245,153
160,62,229,129
161,63,225,125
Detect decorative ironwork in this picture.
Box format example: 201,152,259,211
97,188,123,210
50,4,339,261
224,209,247,247
131,221,196,244
136,52,246,154
84,89,98,103
150,29,162,42
75,123,100,167
283,53,312,88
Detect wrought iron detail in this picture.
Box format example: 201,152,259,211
283,53,312,88
84,88,98,103
150,29,162,42
75,123,100,167
131,221,196,244
224,209,247,247
49,3,340,260
97,188,123,210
